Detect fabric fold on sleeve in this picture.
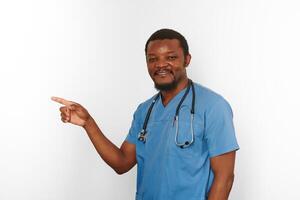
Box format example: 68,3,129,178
204,98,240,158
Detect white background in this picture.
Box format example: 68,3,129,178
1,0,299,199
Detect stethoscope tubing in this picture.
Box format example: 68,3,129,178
138,79,196,148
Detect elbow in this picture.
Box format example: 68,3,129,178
115,170,125,175
114,167,128,175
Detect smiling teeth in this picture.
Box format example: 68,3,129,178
158,72,167,75
157,70,168,75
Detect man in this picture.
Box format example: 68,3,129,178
52,29,239,200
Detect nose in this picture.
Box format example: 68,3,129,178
155,58,168,69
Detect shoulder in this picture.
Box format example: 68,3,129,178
193,82,233,115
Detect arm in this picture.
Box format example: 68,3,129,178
207,151,236,200
83,118,136,174
51,96,136,175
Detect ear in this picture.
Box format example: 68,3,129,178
184,54,192,67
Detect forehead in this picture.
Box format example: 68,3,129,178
147,39,182,55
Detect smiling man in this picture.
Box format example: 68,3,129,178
52,29,239,200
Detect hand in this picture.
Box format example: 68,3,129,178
51,96,92,127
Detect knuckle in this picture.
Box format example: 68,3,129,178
73,103,80,109
59,106,65,112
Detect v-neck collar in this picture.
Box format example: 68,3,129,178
149,85,191,122
158,86,189,109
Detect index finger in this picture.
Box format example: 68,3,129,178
51,96,74,106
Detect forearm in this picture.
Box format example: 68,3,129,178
83,117,128,173
207,174,234,200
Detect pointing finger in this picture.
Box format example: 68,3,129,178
51,96,74,106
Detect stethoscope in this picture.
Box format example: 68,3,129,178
138,79,195,148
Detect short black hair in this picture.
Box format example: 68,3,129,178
145,28,190,56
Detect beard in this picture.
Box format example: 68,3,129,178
154,78,179,91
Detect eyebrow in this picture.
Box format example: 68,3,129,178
147,51,177,56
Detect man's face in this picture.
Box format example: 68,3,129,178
146,39,191,91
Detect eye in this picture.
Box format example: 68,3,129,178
167,55,178,60
147,57,157,63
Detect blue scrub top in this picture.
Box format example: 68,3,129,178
125,82,240,200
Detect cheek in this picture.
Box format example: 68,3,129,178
147,65,154,75
172,65,187,78
171,58,185,68
173,62,186,72
147,63,155,71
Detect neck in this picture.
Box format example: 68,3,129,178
160,78,189,106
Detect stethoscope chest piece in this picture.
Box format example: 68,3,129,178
138,129,147,143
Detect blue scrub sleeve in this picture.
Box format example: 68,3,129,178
125,105,142,145
204,98,240,158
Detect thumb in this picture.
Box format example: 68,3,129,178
68,104,77,111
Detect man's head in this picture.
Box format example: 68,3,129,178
145,29,191,91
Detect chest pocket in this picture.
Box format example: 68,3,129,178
167,105,205,158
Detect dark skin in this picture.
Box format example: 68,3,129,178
51,39,236,199
145,39,191,106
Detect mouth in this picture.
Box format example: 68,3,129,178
154,69,173,77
